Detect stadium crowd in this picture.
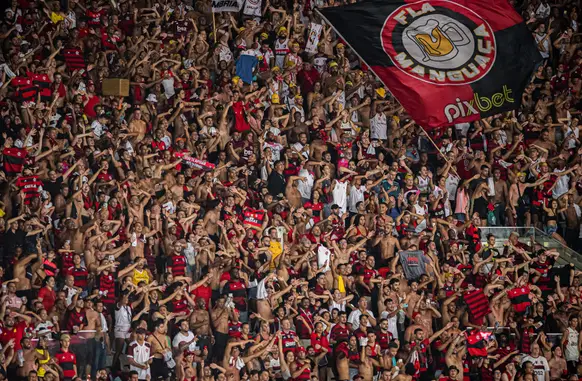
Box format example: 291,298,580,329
1,0,582,380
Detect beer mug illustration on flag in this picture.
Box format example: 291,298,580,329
405,18,471,63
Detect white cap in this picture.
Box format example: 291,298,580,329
146,93,158,103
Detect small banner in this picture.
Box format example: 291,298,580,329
305,23,323,54
212,0,242,12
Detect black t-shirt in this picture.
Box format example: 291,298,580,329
43,176,63,199
267,171,286,197
3,228,25,258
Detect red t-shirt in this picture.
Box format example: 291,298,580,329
191,285,212,310
55,349,77,378
38,287,56,312
0,320,28,350
84,95,101,118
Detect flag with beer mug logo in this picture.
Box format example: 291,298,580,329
318,0,543,128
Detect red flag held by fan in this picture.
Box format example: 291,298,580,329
465,330,492,357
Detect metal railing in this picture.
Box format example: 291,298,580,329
478,226,582,268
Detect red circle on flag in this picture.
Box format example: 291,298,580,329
381,0,496,86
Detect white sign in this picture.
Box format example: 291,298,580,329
317,245,331,273
243,0,262,17
212,0,242,12
305,23,323,54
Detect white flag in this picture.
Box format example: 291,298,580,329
242,0,262,17
305,23,323,54
212,0,242,12
317,245,331,273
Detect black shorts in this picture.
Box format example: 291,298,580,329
151,358,169,381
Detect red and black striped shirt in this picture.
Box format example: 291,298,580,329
99,272,116,305
60,251,75,276
66,309,87,331
69,266,89,289
507,286,531,313
171,297,190,315
168,255,186,277
2,147,27,175
16,175,42,205
55,350,76,379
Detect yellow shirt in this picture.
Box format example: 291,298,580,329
132,269,150,285
337,275,346,293
269,241,283,270
50,12,65,24
36,349,50,377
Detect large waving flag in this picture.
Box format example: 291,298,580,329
318,0,543,128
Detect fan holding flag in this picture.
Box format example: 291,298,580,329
409,321,456,378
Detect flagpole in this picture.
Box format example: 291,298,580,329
315,8,460,177
419,126,460,177
212,12,217,43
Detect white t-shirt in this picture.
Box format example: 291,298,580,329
297,169,314,200
292,142,309,160
128,341,152,380
552,168,570,199
348,185,366,213
264,142,284,161
172,331,195,350
535,33,550,58
521,355,549,381
162,77,176,99
536,3,551,19
370,113,388,140
347,309,375,330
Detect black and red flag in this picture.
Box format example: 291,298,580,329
463,288,491,321
507,285,532,313
465,330,492,357
2,147,27,175
318,0,543,128
62,48,86,71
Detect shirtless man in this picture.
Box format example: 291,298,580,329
147,319,172,381
84,299,102,378
508,172,548,226
195,172,216,202
211,296,230,362
127,109,147,142
492,168,509,226
444,335,467,381
190,297,211,336
285,175,305,209
392,363,416,381
123,190,151,227
170,173,192,199
372,229,401,264
203,200,221,242
359,345,381,381
14,244,41,297
17,337,49,378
